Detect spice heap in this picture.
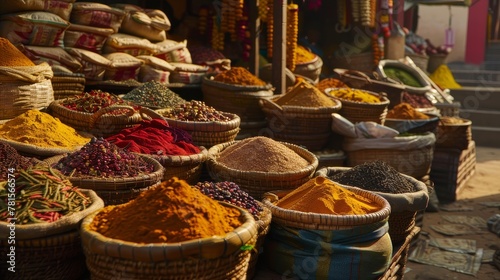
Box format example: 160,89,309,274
383,66,423,87
402,92,434,108
106,119,200,156
387,103,430,119
429,64,462,89
276,176,381,215
0,164,91,224
53,138,154,178
193,181,263,220
89,177,243,243
327,88,381,103
121,81,187,108
316,78,348,92
0,37,35,67
0,142,38,178
213,67,267,86
216,136,309,172
275,79,338,107
439,116,467,125
0,110,90,148
160,100,233,122
61,90,139,114
329,161,417,194
295,45,316,64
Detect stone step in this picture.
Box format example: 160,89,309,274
454,79,500,88
459,109,500,128
450,87,500,111
451,70,500,82
470,126,500,148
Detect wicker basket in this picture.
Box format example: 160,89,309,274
435,117,472,150
201,76,274,122
156,110,241,148
0,190,104,280
51,72,86,100
315,167,429,243
206,140,319,200
331,51,376,73
237,120,268,139
326,88,390,124
406,53,429,72
48,100,164,138
293,55,323,83
44,154,165,205
80,202,258,280
266,130,332,151
384,114,440,134
247,201,272,280
427,54,448,74
0,136,88,160
150,146,208,184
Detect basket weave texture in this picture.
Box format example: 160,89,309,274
80,202,258,279
206,140,319,200
435,118,472,150
331,51,376,73
0,136,87,159
51,72,86,100
384,114,440,134
201,76,274,122
246,201,272,280
293,55,323,83
150,146,208,184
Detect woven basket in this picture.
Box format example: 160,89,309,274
315,167,429,242
0,136,88,160
51,72,86,100
384,114,440,134
435,118,472,150
150,147,208,184
237,120,268,139
156,110,241,148
206,140,319,200
48,100,164,138
80,202,258,280
293,55,323,83
331,51,376,73
247,201,272,280
266,130,332,152
326,88,390,124
406,53,429,72
44,154,165,205
0,190,104,280
201,76,274,122
0,63,54,120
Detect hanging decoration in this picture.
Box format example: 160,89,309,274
266,0,274,58
286,3,299,71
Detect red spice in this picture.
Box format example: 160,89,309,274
106,119,200,155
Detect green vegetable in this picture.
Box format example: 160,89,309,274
383,66,423,87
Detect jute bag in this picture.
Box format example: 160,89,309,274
0,62,54,120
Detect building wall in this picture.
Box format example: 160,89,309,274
416,5,469,63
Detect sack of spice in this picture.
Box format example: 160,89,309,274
154,39,192,63
136,55,176,84
262,176,392,279
102,33,158,56
102,52,144,82
0,0,76,21
80,177,258,279
63,24,115,53
112,4,171,42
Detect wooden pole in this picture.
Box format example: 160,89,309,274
272,0,286,94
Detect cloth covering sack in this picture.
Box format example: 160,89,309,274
262,187,393,280
155,39,192,63
65,47,112,81
0,11,70,47
70,2,125,33
17,45,82,72
112,4,171,42
103,52,143,81
0,62,55,120
102,33,158,56
137,55,175,83
64,24,114,53
169,62,209,84
0,0,75,21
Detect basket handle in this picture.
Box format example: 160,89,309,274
259,97,283,112
90,105,137,128
339,69,373,86
139,107,165,120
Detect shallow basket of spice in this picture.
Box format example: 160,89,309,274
156,100,241,148
261,176,393,279
206,136,319,200
383,103,440,134
325,87,390,124
0,164,105,280
44,138,165,206
316,164,429,243
80,177,258,280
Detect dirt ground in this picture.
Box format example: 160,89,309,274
404,146,500,280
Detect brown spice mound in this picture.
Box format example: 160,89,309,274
213,67,267,86
89,177,243,244
387,103,430,120
217,136,309,172
275,79,338,107
0,37,35,66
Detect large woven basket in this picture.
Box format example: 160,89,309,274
0,136,88,160
51,72,86,100
384,114,440,134
150,147,208,184
156,110,241,148
435,117,472,150
44,154,165,205
331,51,376,73
326,88,390,124
201,76,274,122
48,100,164,138
247,201,272,280
265,130,332,152
0,190,104,280
206,140,319,200
293,55,323,83
316,167,429,242
80,202,258,280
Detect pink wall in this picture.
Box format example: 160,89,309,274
465,0,489,64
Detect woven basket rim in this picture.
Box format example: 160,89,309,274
156,110,241,132
260,95,342,115
207,139,319,178
148,146,209,166
202,75,273,91
261,184,391,227
325,88,390,106
80,201,258,261
0,136,89,157
438,118,472,127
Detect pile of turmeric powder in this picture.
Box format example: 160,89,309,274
275,79,338,107
429,64,462,89
213,67,267,86
327,88,381,103
0,110,90,148
89,177,243,244
0,37,35,67
276,176,381,215
295,45,316,64
386,103,430,120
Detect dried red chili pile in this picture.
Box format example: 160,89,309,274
106,119,200,156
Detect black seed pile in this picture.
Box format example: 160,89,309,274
329,161,417,194
193,181,263,220
0,142,37,178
